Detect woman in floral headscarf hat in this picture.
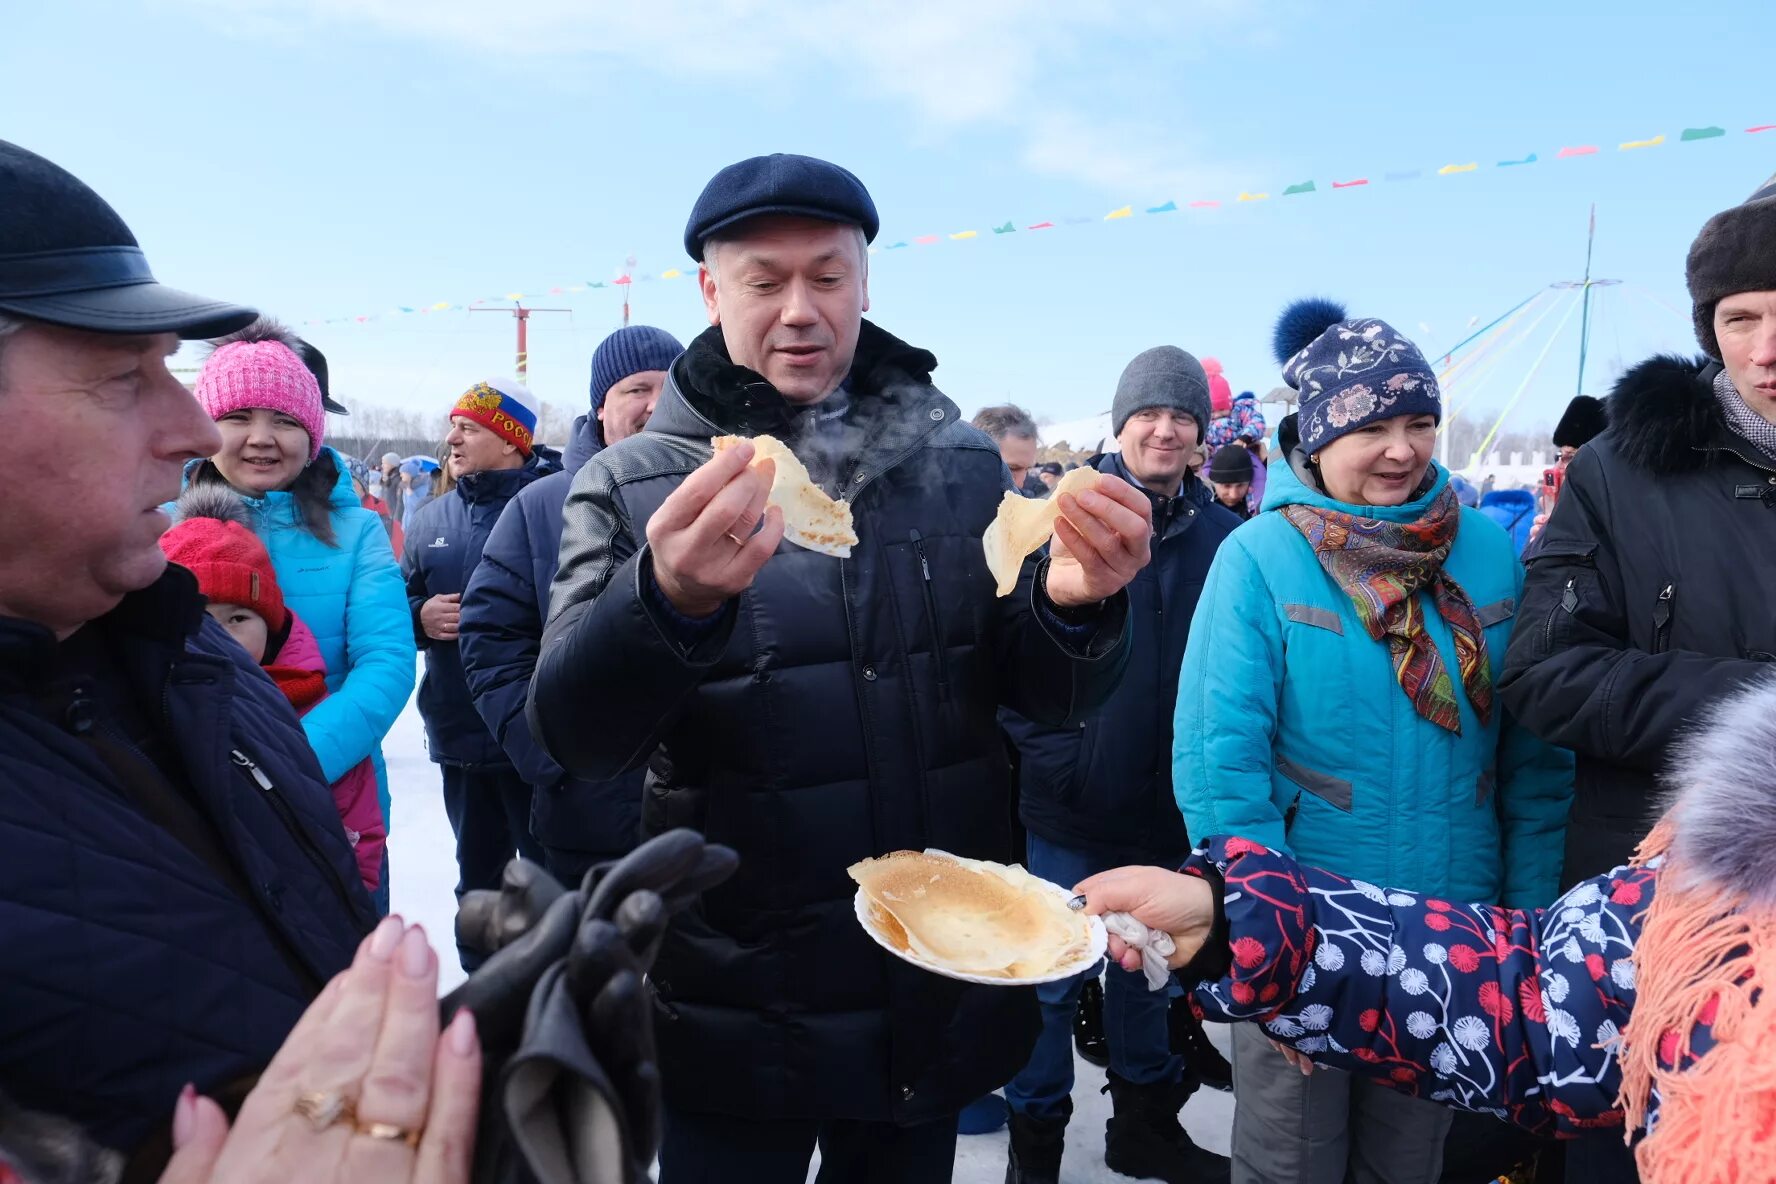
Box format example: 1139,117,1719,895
1170,299,1574,1182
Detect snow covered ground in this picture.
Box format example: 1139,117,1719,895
384,678,1236,1182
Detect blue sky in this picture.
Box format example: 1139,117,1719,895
4,0,1770,445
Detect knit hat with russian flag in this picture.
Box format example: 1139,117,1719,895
450,377,539,456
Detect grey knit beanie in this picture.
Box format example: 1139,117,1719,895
1111,346,1211,437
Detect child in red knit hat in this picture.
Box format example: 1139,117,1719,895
159,485,386,892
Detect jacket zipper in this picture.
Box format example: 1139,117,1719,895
232,748,363,924
908,530,951,702
1651,584,1675,655
1542,579,1575,651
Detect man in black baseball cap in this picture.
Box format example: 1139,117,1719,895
536,152,1153,1182
0,139,371,1169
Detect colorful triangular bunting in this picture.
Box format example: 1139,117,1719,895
1282,181,1316,195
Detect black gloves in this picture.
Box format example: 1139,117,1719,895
440,830,738,1184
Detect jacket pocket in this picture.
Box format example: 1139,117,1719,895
908,530,951,701
1651,583,1675,655
1276,754,1353,813
232,748,365,927
1530,542,1598,652
1283,603,1343,634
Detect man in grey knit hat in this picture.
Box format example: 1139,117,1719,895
999,344,1239,1184
1500,170,1776,1184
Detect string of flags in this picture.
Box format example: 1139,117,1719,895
300,120,1774,329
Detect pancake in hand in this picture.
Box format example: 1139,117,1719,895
848,850,1093,980
712,433,858,558
981,467,1100,597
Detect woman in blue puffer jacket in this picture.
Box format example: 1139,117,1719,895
1173,301,1573,1184
185,320,416,910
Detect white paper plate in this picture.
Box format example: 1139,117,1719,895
852,860,1108,987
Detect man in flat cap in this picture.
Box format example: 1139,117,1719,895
0,141,372,1170
533,153,1150,1181
1501,170,1776,1184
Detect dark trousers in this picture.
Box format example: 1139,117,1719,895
541,844,630,891
440,764,544,968
658,1106,959,1184
1565,1127,1637,1183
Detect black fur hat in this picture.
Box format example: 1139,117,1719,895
1686,170,1776,359
1552,395,1608,449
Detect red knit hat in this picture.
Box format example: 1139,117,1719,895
159,486,286,632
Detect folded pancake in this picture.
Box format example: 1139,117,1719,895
981,467,1101,597
849,850,1092,979
712,434,859,558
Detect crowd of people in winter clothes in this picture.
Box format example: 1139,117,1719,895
2,130,1776,1184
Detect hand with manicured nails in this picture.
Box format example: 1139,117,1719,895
1043,473,1153,608
647,441,785,618
1071,865,1215,972
157,917,482,1184
420,594,461,642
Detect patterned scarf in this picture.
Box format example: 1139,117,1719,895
1282,485,1493,735
1713,367,1776,461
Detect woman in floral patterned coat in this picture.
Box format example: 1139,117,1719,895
1083,670,1776,1184
1173,300,1573,1182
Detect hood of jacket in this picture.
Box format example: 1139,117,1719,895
1663,670,1776,906
452,445,562,507
271,610,325,675
180,446,360,523
563,414,601,475
1605,354,1751,475
1262,412,1452,522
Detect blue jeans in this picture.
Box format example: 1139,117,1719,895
1004,834,1184,1120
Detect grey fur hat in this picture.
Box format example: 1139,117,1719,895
1687,170,1776,359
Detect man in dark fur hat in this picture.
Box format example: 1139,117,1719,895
1500,171,1776,1182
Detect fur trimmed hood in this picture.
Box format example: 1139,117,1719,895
1603,353,1728,475
1664,670,1776,905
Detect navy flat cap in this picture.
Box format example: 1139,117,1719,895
684,153,879,260
0,139,255,339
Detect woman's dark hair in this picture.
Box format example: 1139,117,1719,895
189,450,339,547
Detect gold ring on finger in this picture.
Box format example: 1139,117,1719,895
293,1090,356,1132
355,1120,422,1147
726,532,746,547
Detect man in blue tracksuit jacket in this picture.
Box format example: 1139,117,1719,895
403,376,559,968
460,325,683,883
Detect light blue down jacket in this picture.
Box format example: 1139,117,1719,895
179,448,416,824
1173,439,1573,907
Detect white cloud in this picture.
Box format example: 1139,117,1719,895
178,0,1271,198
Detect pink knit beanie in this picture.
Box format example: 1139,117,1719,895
1203,356,1234,416
194,319,326,461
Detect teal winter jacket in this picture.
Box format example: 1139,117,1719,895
1172,440,1573,907
179,449,416,824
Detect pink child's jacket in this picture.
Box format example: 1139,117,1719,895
267,613,387,892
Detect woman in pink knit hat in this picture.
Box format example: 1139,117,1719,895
183,318,416,913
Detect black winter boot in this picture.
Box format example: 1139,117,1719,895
1168,996,1234,1092
1073,975,1109,1067
1004,1100,1070,1184
1103,1071,1231,1184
